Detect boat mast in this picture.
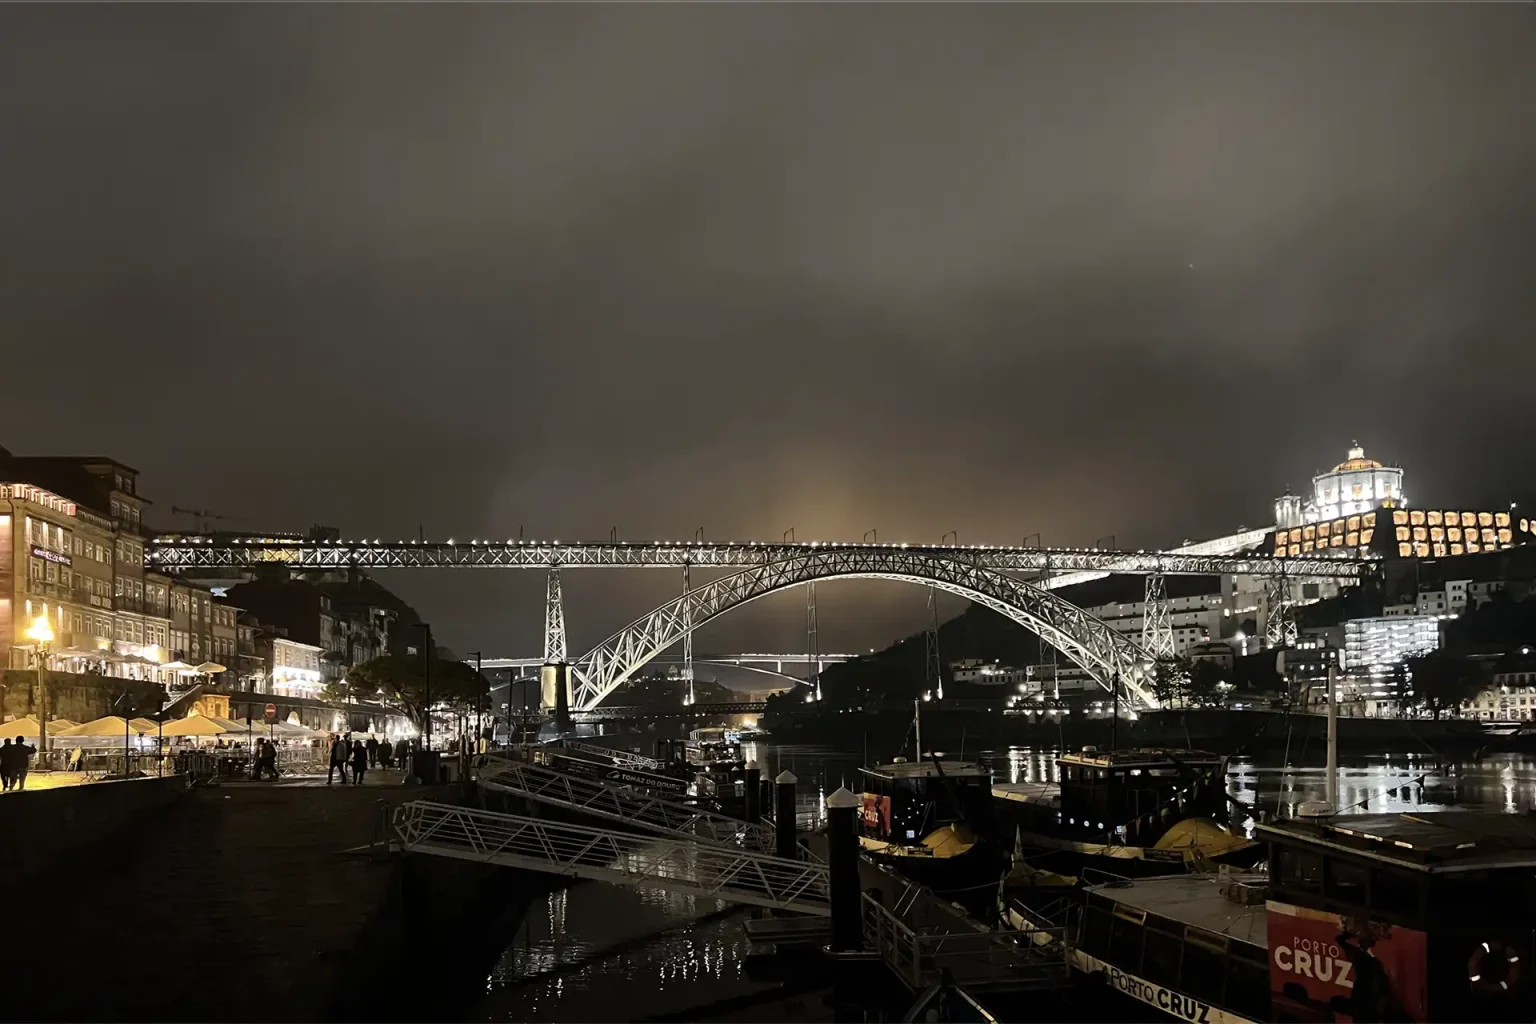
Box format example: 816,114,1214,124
914,698,922,761
1110,671,1119,750
1325,655,1339,811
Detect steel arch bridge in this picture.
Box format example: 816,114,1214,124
568,548,1162,712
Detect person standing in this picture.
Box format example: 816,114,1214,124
350,740,367,786
365,735,379,768
12,737,34,791
1,737,14,792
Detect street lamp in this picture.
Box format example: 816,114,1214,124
465,651,483,756
26,615,54,759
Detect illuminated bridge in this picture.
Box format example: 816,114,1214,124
149,533,1369,714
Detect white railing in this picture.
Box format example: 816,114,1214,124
393,800,830,914
559,739,662,769
863,896,1068,993
476,756,776,851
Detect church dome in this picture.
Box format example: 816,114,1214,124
1333,443,1383,473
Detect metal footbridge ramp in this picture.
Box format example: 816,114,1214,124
392,800,830,914
556,739,662,769
476,756,776,852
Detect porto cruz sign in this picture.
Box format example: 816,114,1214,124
1267,900,1427,1022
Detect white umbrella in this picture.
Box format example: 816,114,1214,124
194,661,227,674
0,717,76,739
56,716,157,737
161,717,229,737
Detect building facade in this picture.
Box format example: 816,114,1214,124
259,633,325,698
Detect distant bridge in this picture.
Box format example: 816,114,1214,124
570,701,767,722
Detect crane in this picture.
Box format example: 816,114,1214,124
170,506,241,534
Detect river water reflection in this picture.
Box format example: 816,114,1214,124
473,744,1536,1022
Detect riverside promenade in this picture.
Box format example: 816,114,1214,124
0,768,532,1021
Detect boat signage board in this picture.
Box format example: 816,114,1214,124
1266,899,1427,1022
1071,950,1260,1024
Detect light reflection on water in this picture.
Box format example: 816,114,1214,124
476,744,1536,1022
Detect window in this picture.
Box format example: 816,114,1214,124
1276,847,1324,894
1181,931,1228,1004
1141,926,1184,988
1326,859,1369,906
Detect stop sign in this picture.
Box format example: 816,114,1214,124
264,703,277,721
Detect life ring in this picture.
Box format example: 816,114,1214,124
1468,940,1522,996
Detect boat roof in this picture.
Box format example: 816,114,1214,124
992,781,1060,806
1258,812,1536,873
1084,873,1268,951
1059,747,1224,769
862,760,990,780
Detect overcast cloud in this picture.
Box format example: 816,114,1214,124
3,5,1532,656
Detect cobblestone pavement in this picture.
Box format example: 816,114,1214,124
0,781,425,1021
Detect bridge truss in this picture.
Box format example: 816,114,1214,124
569,548,1167,711
148,536,1365,579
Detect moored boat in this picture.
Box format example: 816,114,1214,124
1049,810,1536,1024
993,746,1261,877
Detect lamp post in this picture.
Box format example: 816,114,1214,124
465,651,482,757
26,616,54,761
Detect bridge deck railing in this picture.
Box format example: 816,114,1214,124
392,800,829,914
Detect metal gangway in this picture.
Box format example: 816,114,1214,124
391,800,830,914
556,739,662,769
864,897,1069,994
476,756,776,852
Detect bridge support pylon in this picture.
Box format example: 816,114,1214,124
1141,573,1176,661
540,662,571,731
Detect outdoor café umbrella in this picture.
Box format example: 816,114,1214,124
160,716,229,738
0,716,78,739
56,716,157,738
193,662,227,675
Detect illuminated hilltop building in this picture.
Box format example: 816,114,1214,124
1271,443,1519,560
1274,443,1405,530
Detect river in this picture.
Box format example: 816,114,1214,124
469,744,1536,1022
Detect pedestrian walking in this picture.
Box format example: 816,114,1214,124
258,740,280,780
395,737,410,768
350,740,367,785
12,737,34,791
365,736,379,768
1,738,14,792
377,740,392,770
328,734,349,785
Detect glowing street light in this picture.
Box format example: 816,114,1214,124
26,615,55,757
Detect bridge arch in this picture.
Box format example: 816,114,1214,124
569,549,1159,711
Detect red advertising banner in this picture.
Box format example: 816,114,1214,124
860,794,892,836
1267,900,1427,1023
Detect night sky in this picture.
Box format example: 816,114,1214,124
3,6,1532,658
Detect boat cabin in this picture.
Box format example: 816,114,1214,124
1057,747,1229,843
1261,812,1536,1023
860,758,995,846
1074,871,1271,1024
1068,812,1536,1024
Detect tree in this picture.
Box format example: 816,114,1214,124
1405,650,1486,721
1151,657,1192,708
1189,661,1230,707
345,654,489,731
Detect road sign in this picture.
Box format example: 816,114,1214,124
264,703,277,722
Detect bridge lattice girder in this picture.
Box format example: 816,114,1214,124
569,549,1163,712
146,538,1366,579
